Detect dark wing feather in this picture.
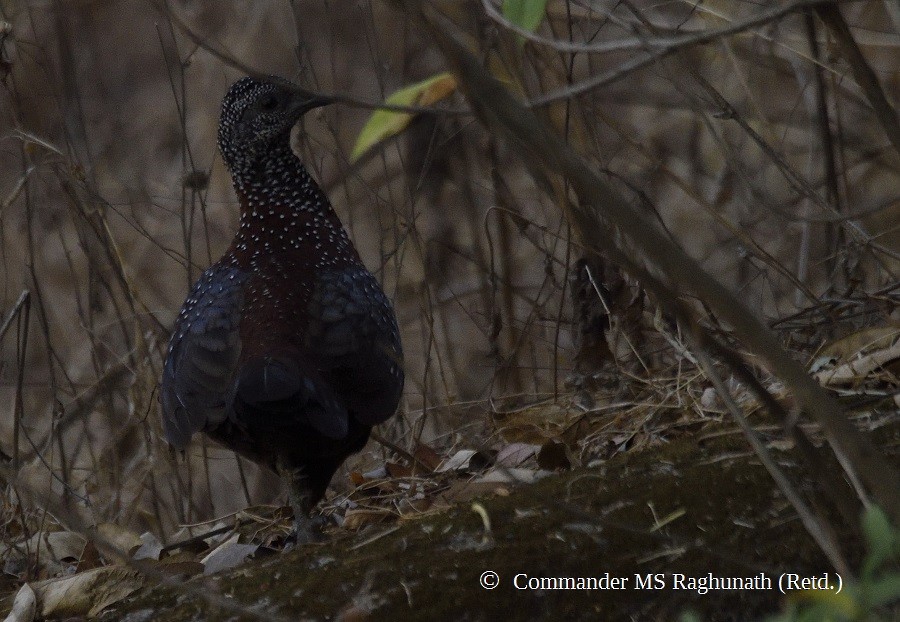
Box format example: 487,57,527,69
161,263,246,448
230,355,349,439
305,267,404,425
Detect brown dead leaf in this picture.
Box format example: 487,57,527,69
158,551,205,579
34,566,143,618
439,480,509,503
0,531,87,575
819,327,899,361
436,450,477,472
766,438,795,452
385,462,412,478
474,468,551,485
342,508,395,531
359,466,388,480
815,340,900,386
700,387,718,409
396,497,433,517
413,442,443,472
42,531,87,563
165,524,227,555
132,532,163,561
3,583,36,622
495,443,539,467
436,449,495,473
398,500,453,520
94,523,142,560
76,541,103,572
440,469,551,503
201,536,258,575
537,440,572,470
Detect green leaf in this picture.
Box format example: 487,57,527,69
861,506,899,577
863,573,900,608
502,0,548,34
351,73,457,162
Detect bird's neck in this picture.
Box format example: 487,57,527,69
232,139,327,216
228,138,356,264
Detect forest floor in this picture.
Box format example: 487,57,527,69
91,404,897,622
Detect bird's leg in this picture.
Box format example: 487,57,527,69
277,459,325,544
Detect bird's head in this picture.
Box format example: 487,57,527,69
217,76,332,178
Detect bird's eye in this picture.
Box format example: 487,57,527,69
260,94,279,111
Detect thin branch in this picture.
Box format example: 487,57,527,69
816,4,900,154
482,0,833,55
691,347,850,576
155,1,468,116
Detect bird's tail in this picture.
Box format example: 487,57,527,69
230,354,349,439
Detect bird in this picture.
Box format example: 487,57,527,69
160,75,404,542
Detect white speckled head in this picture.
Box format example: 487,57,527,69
218,76,332,179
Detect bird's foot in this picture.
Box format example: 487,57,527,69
277,461,326,548
285,512,326,548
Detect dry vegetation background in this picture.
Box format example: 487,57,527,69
0,0,897,579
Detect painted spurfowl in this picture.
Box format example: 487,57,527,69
161,76,404,542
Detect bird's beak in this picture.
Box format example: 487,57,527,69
289,91,334,117
247,73,335,117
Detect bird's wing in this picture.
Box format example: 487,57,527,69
305,266,404,425
161,263,246,448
